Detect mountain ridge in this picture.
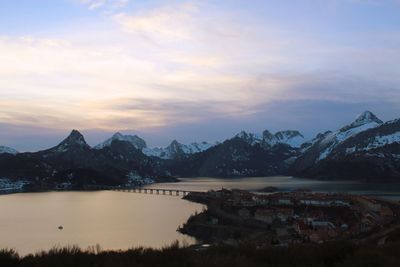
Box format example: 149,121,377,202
1,110,400,188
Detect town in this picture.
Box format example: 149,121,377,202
180,189,400,246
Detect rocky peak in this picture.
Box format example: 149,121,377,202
262,130,274,141
275,130,304,140
95,132,147,150
340,111,383,132
64,130,87,146
168,140,182,151
53,130,90,152
236,131,261,145
354,111,383,125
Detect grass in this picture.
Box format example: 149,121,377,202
1,241,400,267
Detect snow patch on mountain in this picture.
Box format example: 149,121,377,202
344,132,400,155
236,130,305,148
95,132,147,150
0,146,18,155
235,131,262,145
274,131,305,148
312,111,383,161
368,132,400,148
336,122,381,143
143,140,215,159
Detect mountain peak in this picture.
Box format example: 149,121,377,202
113,132,123,138
52,130,89,152
94,132,147,150
354,111,383,125
236,131,262,145
65,130,87,144
275,130,303,139
339,111,383,133
169,140,181,147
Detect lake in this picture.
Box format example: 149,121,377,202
1,176,400,255
0,191,203,255
146,176,400,200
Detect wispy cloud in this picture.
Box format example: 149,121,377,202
1,0,400,148
79,0,130,10
113,2,199,42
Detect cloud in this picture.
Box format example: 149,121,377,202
1,0,400,149
79,0,130,10
113,2,199,42
79,0,107,10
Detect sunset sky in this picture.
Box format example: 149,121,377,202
1,0,400,151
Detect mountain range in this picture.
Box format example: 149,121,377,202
1,110,399,188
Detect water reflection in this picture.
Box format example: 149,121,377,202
145,176,400,200
0,191,203,255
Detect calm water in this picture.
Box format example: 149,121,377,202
1,176,400,255
0,191,203,255
145,176,400,200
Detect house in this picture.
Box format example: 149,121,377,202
380,206,394,220
357,197,382,212
309,230,331,243
252,195,269,205
276,208,294,222
275,226,293,245
311,220,336,230
277,199,292,206
254,209,275,224
238,208,251,218
299,199,350,207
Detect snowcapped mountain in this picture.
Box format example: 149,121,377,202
330,118,400,156
235,131,262,145
2,110,400,183
235,130,305,148
273,130,305,148
95,133,214,159
292,111,400,181
362,129,400,151
340,110,383,132
143,140,215,159
0,146,18,155
0,130,174,187
299,111,383,162
94,132,147,150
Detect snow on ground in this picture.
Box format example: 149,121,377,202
0,146,18,155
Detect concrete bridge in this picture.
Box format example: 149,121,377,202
85,185,197,197
0,188,23,195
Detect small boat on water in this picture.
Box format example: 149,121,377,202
58,226,63,230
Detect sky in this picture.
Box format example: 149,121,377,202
1,0,400,151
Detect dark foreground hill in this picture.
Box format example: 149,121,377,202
1,241,400,267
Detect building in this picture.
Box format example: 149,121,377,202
238,208,251,218
254,209,275,224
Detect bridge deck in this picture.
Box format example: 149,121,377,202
85,185,200,196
